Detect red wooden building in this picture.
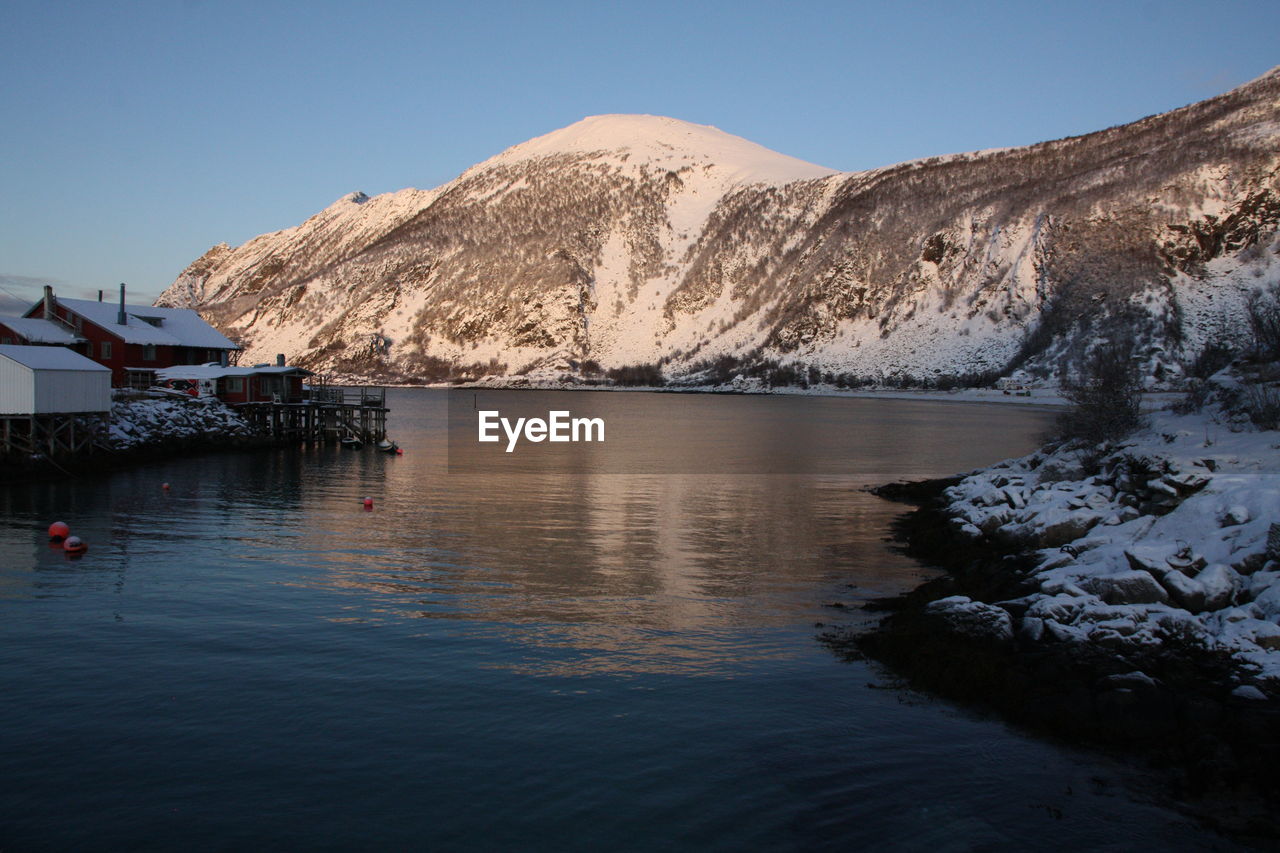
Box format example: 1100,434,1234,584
155,363,312,405
0,286,239,387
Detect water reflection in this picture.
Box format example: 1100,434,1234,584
0,391,1052,675
446,389,1051,475
289,390,1053,674
0,391,1233,850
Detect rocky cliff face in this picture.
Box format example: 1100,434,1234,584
158,70,1280,385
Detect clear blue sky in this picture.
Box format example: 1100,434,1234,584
2,0,1276,312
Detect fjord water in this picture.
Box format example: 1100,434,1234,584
0,391,1217,850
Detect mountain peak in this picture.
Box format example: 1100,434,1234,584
162,74,1279,388
477,113,839,185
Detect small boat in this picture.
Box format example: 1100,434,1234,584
340,435,363,449
376,439,399,454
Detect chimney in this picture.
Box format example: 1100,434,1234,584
98,290,103,303
276,353,285,367
118,283,128,325
219,351,229,368
43,285,54,319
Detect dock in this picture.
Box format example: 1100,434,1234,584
0,378,390,464
235,385,389,444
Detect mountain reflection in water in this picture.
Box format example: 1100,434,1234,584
0,390,1230,851
285,390,1051,675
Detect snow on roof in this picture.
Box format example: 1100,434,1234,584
156,363,313,380
0,344,111,371
0,317,81,344
55,298,238,349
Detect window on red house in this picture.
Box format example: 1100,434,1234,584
143,344,156,361
101,341,112,359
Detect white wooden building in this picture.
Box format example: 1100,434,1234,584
0,344,111,414
0,344,111,458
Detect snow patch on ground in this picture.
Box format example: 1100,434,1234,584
938,405,1280,689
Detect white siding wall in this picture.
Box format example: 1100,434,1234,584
33,370,111,414
0,357,110,414
0,358,36,414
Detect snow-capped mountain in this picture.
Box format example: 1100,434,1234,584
158,69,1280,385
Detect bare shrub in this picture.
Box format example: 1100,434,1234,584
932,369,1002,390
1187,341,1236,379
697,354,741,385
606,363,665,387
1241,384,1280,430
1055,339,1146,443
1247,284,1280,361
1171,379,1213,414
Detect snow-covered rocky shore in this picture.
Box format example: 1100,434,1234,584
934,405,1280,694
105,395,261,451
846,392,1280,836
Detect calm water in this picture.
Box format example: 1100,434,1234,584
0,390,1233,850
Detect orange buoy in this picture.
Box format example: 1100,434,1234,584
48,521,70,541
63,535,88,554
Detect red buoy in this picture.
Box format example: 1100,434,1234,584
63,535,88,554
162,482,171,491
48,521,70,541
363,497,374,510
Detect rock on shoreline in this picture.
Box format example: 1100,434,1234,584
937,408,1280,694
845,406,1280,838
106,396,261,451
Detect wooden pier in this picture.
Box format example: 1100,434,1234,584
236,386,388,444
0,413,108,459
0,386,388,463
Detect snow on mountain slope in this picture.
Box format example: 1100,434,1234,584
164,187,438,315
158,70,1280,386
477,114,837,185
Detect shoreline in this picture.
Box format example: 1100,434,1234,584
1,396,290,486
416,378,1188,410
0,433,293,486
836,462,1280,840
